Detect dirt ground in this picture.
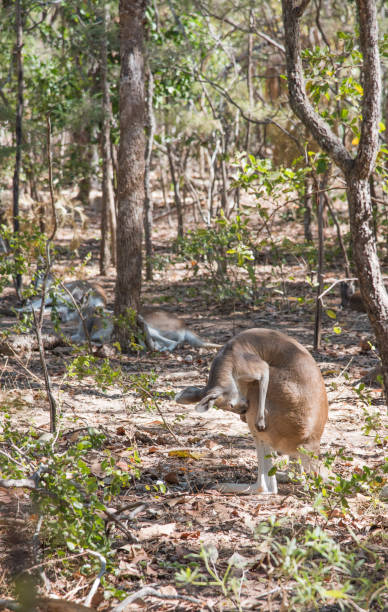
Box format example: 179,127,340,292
0,200,387,610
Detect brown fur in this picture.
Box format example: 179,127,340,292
140,307,186,333
176,328,328,493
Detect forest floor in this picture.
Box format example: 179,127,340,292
0,194,387,611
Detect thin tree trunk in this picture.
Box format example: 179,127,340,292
166,143,183,238
314,174,327,350
12,0,23,300
205,139,220,223
144,67,155,280
159,162,172,227
244,6,254,152
100,1,115,275
220,128,232,217
282,0,388,398
303,175,313,242
324,193,351,278
114,0,146,350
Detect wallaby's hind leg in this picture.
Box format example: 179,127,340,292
215,440,277,495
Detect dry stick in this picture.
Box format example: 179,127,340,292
318,277,358,302
31,115,59,433
134,380,180,444
324,192,351,278
314,173,328,350
3,344,44,384
184,174,208,224
83,549,106,607
0,477,36,489
166,142,184,237
153,196,205,222
0,448,25,469
58,281,93,353
32,309,57,433
102,506,139,543
33,515,51,594
111,586,207,612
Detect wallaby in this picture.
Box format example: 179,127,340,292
71,306,221,351
175,328,328,495
340,279,388,313
340,281,365,312
19,278,106,321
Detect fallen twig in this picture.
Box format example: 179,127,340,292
111,586,207,611
103,506,139,544
134,380,181,444
0,477,36,489
84,549,106,608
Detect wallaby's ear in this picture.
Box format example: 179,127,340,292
195,387,224,413
175,386,224,413
175,386,205,404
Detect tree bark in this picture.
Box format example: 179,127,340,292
12,0,23,300
303,175,313,242
166,142,184,238
100,1,115,275
144,66,155,281
114,0,146,350
281,0,388,398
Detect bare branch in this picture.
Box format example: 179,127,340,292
281,0,353,172
354,0,381,178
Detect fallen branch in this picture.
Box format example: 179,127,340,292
0,332,68,355
0,477,37,489
102,506,139,544
111,586,207,612
84,549,106,608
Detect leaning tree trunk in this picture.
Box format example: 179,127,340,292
114,0,146,350
281,0,388,399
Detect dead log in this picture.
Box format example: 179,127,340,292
0,333,69,355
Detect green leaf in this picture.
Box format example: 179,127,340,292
326,309,337,319
333,326,342,334
324,589,348,599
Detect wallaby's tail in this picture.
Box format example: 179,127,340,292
184,330,221,349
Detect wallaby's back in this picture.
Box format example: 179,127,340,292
233,329,328,456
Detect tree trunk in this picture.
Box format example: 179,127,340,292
114,0,146,350
244,5,254,152
144,67,155,281
303,175,313,242
166,142,184,238
12,0,23,300
313,174,328,350
281,0,388,399
100,1,115,275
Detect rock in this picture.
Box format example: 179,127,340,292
379,484,388,502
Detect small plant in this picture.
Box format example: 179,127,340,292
0,221,47,293
353,381,385,445
254,517,387,610
175,542,248,611
0,410,139,555
175,212,256,301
